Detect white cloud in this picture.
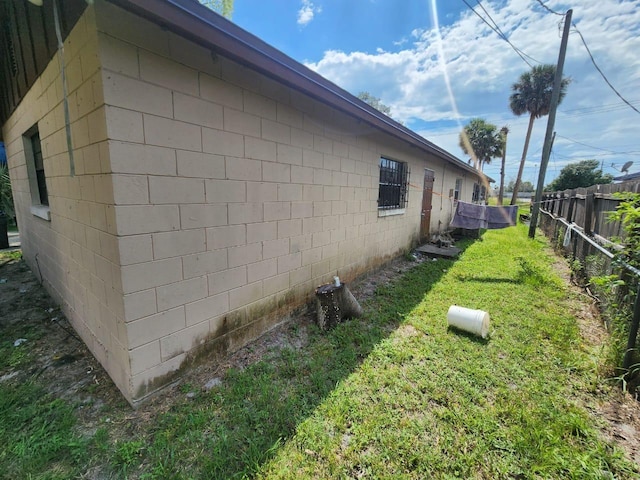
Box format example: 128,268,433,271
297,0,322,27
304,0,640,183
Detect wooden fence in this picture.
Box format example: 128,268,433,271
538,179,640,379
540,180,640,242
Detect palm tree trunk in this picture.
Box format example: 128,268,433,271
510,114,535,205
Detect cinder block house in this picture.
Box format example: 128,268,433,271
1,0,491,404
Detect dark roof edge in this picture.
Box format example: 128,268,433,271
614,172,640,182
107,0,492,182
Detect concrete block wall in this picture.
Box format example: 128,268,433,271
95,1,476,402
4,0,479,404
2,6,131,393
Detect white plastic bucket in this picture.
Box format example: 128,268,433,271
447,306,490,339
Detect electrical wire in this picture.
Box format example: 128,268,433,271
534,0,564,16
559,102,640,118
474,0,541,65
560,99,640,114
460,0,537,68
572,26,640,115
534,0,640,116
556,135,640,155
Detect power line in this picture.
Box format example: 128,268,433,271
561,99,640,114
572,26,640,115
534,0,640,116
474,0,541,65
460,0,538,68
534,0,564,16
559,101,640,118
556,134,640,155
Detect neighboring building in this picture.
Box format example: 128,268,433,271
614,172,640,182
1,0,491,404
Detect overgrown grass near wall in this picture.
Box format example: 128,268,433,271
539,211,640,391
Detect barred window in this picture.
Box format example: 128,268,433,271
454,178,462,201
23,125,50,221
31,132,48,206
472,183,486,204
378,157,409,210
472,183,480,203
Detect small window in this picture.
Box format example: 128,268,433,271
24,126,50,220
31,132,48,206
471,183,487,204
378,157,409,210
454,178,462,201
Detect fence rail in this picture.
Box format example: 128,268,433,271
537,181,640,385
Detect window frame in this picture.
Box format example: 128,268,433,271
377,157,409,215
471,182,487,204
23,125,50,221
453,178,462,202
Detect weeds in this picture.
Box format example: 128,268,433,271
113,439,145,474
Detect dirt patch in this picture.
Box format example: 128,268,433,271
2,249,640,469
0,259,125,420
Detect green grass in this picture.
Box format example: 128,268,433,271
0,224,637,478
0,382,92,479
254,225,635,478
0,249,21,261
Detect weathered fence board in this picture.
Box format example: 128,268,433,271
541,180,640,242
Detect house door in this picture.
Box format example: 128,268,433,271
420,169,435,241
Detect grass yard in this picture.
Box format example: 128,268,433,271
0,220,638,479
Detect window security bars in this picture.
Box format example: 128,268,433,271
378,158,409,209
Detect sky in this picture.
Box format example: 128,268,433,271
231,0,640,188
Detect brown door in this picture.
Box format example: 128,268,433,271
420,169,435,241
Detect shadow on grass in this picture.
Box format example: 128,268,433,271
137,240,478,479
446,326,491,345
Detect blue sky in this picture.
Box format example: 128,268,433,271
232,0,640,186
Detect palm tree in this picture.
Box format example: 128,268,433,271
459,118,502,172
509,64,570,205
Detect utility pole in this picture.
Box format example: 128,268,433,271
528,9,572,239
498,126,508,205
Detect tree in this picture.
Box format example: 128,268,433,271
545,159,613,191
357,92,393,117
520,181,534,192
458,118,503,171
506,179,515,192
509,64,570,204
200,0,234,18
